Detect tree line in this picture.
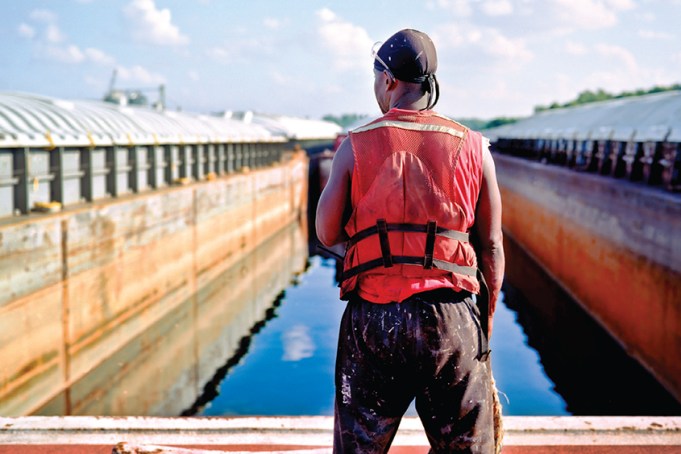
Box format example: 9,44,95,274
534,83,681,113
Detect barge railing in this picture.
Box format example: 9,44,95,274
487,91,681,193
0,92,291,219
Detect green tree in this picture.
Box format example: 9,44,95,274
322,113,368,129
534,83,681,112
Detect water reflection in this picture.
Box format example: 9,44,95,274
34,221,308,416
489,291,567,415
199,253,570,417
503,234,681,415
199,256,345,416
198,235,680,417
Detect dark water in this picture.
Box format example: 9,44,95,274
502,235,681,416
198,255,566,417
196,236,680,417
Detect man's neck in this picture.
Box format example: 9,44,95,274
390,89,429,111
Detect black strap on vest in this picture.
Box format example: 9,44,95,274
346,222,469,248
377,219,393,268
423,220,437,269
327,217,490,361
343,255,477,280
342,218,477,281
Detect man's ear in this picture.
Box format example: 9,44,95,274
385,72,396,88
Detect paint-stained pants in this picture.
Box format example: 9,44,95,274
333,289,494,453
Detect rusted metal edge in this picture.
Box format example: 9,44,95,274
0,416,679,447
112,442,331,454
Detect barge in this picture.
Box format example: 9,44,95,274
0,92,314,416
489,91,681,403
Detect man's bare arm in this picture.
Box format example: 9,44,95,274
475,143,505,338
316,138,354,247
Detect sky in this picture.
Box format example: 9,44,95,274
1,0,680,120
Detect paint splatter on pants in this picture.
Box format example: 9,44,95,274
333,288,494,453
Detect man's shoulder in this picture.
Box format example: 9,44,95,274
431,112,474,132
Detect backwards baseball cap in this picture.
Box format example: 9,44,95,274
373,29,440,109
373,29,438,84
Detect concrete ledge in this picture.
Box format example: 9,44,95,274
1,416,679,451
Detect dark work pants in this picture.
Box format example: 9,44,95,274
333,289,493,454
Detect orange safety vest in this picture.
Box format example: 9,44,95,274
341,108,483,303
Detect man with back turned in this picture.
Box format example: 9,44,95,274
316,29,505,453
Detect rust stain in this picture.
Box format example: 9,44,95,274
4,351,59,385
60,218,72,415
500,184,681,401
0,154,310,416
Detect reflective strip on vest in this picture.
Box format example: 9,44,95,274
343,256,478,280
352,120,466,139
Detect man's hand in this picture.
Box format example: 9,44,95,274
475,140,505,340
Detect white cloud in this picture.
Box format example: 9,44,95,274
435,24,533,65
603,0,636,10
426,0,473,16
323,84,344,95
45,24,65,43
24,8,69,51
481,28,533,62
188,70,200,81
22,8,117,68
528,0,635,32
582,70,640,94
84,47,116,65
123,0,189,46
282,324,315,362
206,38,265,64
117,65,166,85
40,43,115,66
84,74,105,89
434,26,465,48
44,44,85,64
271,70,293,86
315,8,375,71
478,79,525,103
316,8,336,22
29,9,57,23
263,17,282,30
565,41,588,55
569,49,679,105
595,43,637,71
550,0,619,28
206,46,232,63
18,23,35,39
637,29,675,40
481,0,513,16
543,73,581,105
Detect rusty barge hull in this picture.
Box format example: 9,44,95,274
495,153,681,402
0,153,309,416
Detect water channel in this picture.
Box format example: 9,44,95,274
190,222,680,417
17,217,680,417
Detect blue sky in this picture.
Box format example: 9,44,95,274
1,0,680,120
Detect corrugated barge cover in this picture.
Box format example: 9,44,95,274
487,91,681,142
248,112,342,140
0,92,284,149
